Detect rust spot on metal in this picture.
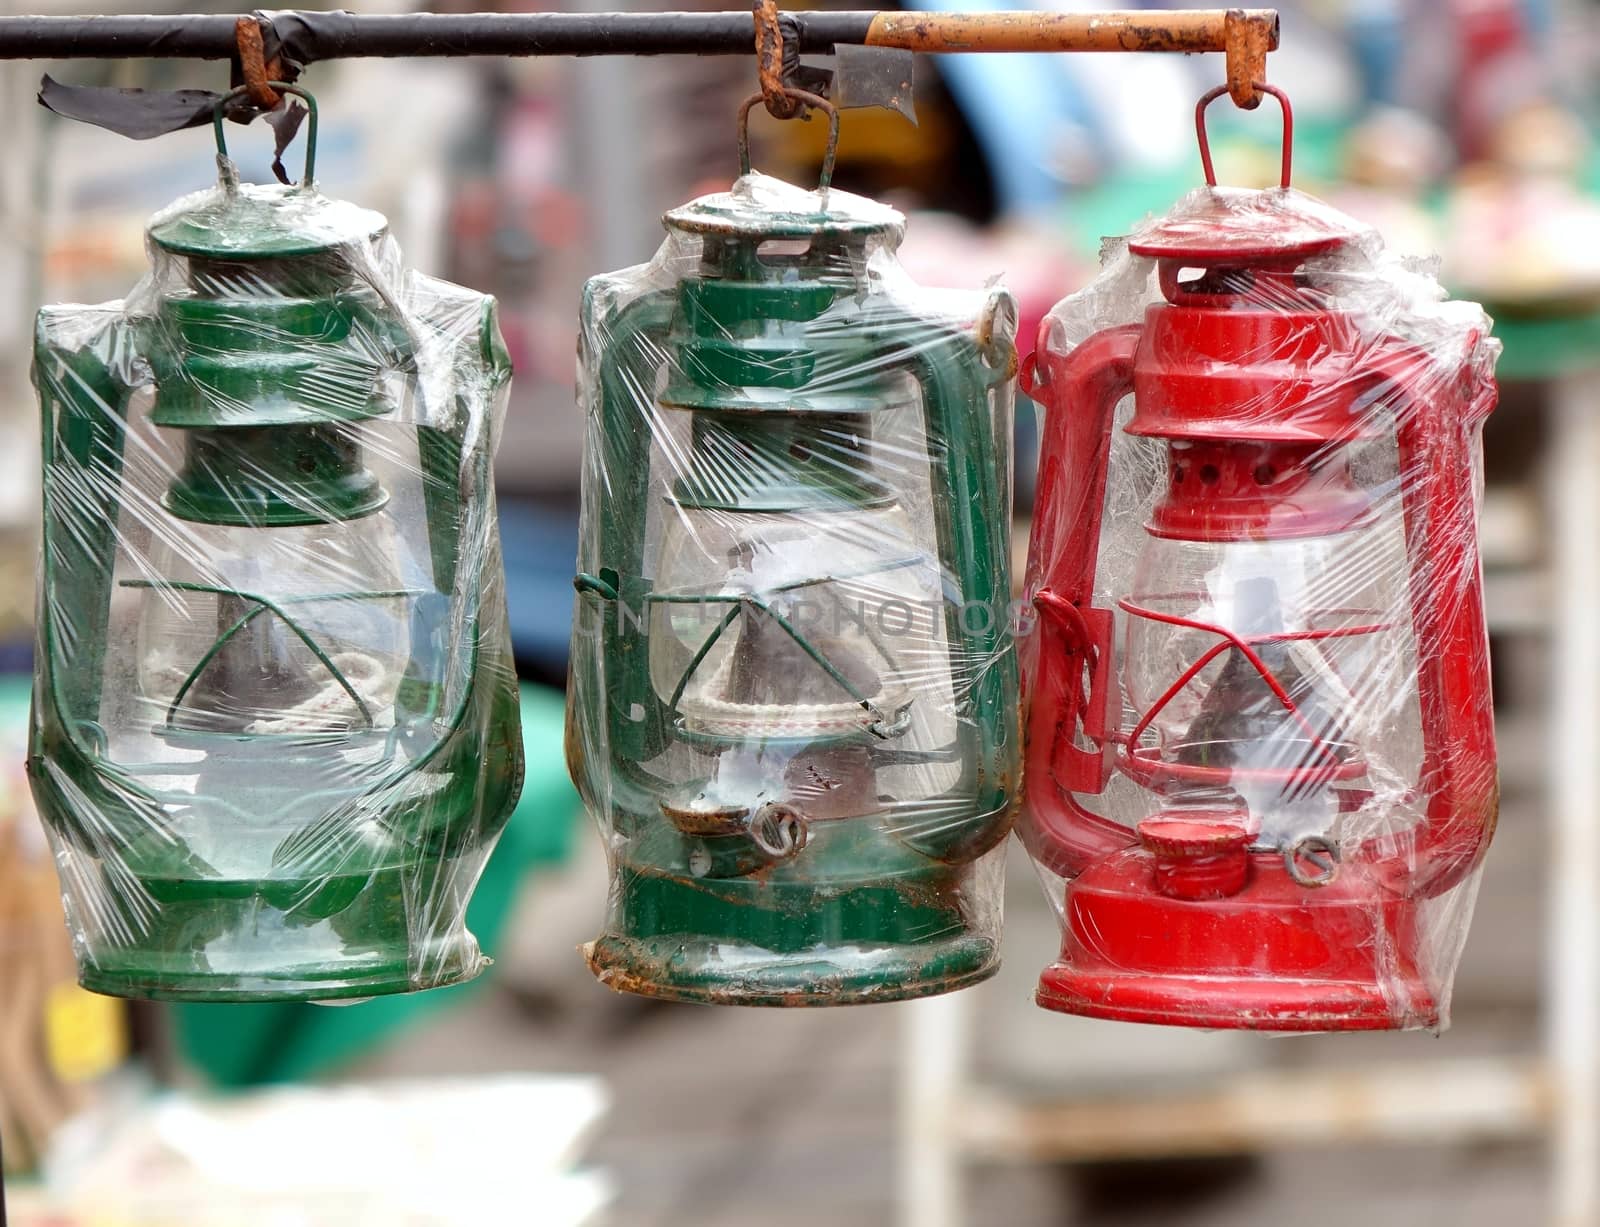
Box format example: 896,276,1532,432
1224,8,1273,108
585,930,999,1007
234,16,281,110
862,9,1279,55
751,0,800,119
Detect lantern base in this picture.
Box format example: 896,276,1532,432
1036,966,1436,1032
78,939,485,1003
585,931,996,1006
79,963,485,1003
1035,846,1439,1032
585,860,998,1006
71,864,490,1003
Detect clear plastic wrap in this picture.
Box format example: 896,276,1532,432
566,172,1019,1005
1018,180,1500,1033
29,146,523,1002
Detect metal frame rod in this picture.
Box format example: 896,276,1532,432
0,10,1278,61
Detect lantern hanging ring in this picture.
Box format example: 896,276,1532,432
1195,80,1292,189
737,87,840,192
212,81,318,186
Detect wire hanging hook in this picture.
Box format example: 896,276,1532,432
213,82,318,186
739,0,837,191
1195,81,1293,189
736,87,840,192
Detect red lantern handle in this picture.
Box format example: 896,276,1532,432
1379,342,1500,897
1195,81,1293,189
1019,323,1144,876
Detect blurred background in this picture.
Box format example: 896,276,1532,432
0,0,1592,1222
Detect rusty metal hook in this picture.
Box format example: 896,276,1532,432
752,0,802,119
1223,8,1274,109
1196,81,1293,189
737,87,840,191
234,15,282,110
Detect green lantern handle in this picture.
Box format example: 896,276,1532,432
212,82,318,186
737,88,839,192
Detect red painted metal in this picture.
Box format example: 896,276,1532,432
1035,846,1438,1030
1018,97,1498,1030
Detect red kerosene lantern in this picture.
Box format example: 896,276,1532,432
1019,88,1501,1031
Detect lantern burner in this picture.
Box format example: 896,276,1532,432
1117,593,1386,803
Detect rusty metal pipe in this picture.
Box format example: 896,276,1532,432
863,9,1278,54
0,9,1277,61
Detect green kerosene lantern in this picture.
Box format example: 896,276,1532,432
29,87,522,1001
568,157,1019,1005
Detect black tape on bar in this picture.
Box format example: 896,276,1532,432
0,10,875,60
39,73,308,183
39,76,227,138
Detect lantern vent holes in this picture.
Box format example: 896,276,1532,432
1174,266,1246,295
1151,441,1374,539
185,251,357,300
1162,262,1320,310
756,238,813,263
698,233,870,281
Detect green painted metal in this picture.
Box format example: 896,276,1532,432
569,181,1019,1005
30,124,523,1001
162,423,390,525
212,83,320,190
147,293,405,430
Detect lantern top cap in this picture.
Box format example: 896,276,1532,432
1127,186,1367,265
664,172,904,243
149,182,388,260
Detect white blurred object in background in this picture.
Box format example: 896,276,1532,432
23,1076,611,1226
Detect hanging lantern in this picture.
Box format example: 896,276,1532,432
1018,87,1500,1031
567,100,1019,1005
29,87,523,1001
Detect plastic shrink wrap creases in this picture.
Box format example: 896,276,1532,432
566,173,1020,1006
29,162,523,1002
1019,184,1500,1033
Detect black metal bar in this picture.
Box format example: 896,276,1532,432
0,10,1274,61
0,12,873,60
